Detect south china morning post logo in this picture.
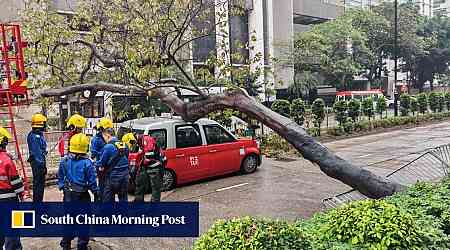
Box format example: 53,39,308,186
1,203,199,237
11,210,35,229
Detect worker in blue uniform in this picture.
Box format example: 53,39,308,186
90,118,113,200
58,133,99,250
27,113,48,202
96,128,129,202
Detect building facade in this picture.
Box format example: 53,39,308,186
434,0,450,16
344,0,380,9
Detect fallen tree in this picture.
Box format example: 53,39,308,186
26,0,403,198
41,83,404,198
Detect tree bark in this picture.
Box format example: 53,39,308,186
41,84,404,199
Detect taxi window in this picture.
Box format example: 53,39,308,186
148,129,167,149
175,125,203,148
203,125,236,145
117,127,144,139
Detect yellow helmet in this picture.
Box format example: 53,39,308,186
31,113,47,128
67,114,86,129
69,133,90,154
0,127,12,143
97,117,113,130
122,133,136,148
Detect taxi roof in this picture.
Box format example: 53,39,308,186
118,116,219,131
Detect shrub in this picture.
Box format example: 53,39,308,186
342,117,354,134
316,199,448,249
410,96,418,115
445,93,450,111
260,133,298,159
388,180,450,235
271,99,291,117
347,99,360,122
400,93,411,116
376,95,387,119
417,93,428,114
333,100,347,125
311,99,325,135
307,127,320,137
362,97,374,120
328,126,345,136
354,120,371,132
290,98,306,125
429,92,440,113
193,217,311,250
438,93,446,112
208,109,236,128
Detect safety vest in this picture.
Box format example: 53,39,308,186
0,150,24,200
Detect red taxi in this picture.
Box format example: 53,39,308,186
118,117,262,191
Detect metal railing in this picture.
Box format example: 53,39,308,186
322,143,450,209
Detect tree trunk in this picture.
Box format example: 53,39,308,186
41,84,404,199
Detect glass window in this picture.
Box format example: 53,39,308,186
148,129,167,149
175,125,203,148
203,125,236,145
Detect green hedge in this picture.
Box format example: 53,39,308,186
193,179,450,250
193,217,311,250
327,112,450,136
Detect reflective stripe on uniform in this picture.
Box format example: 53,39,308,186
0,192,17,199
0,176,8,181
10,178,22,185
14,187,24,193
149,162,161,168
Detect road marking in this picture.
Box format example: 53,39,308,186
216,183,249,192
357,154,372,158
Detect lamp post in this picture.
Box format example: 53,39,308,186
394,0,399,116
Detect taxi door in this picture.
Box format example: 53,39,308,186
171,124,210,183
202,124,241,176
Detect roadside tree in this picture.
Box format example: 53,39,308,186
333,100,348,125
311,99,326,136
417,93,428,114
400,94,411,116
290,99,306,126
271,100,291,118
362,97,374,120
376,95,388,119
348,99,361,122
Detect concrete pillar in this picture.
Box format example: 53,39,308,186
215,0,231,79
248,0,266,99
266,0,294,90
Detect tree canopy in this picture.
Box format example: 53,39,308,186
293,2,450,91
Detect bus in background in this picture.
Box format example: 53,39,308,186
336,89,384,103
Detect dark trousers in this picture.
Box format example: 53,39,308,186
98,175,105,202
60,190,91,250
0,197,22,250
134,167,162,202
102,175,128,202
0,237,22,250
31,161,46,202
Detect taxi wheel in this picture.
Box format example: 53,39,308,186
162,169,176,191
241,154,258,174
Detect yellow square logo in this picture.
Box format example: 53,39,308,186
11,210,35,229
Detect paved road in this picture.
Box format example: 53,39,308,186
22,121,450,250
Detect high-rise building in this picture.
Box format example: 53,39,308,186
434,0,450,16
412,0,433,17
